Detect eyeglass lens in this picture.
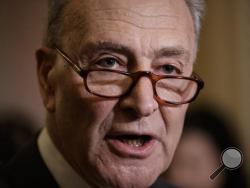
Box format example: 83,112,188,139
86,70,197,103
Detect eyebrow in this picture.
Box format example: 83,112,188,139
82,41,190,62
155,47,190,62
82,41,133,58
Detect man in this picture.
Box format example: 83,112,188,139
0,0,205,187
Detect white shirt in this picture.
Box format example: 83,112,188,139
38,128,91,188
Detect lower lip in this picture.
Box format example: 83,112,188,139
106,138,156,159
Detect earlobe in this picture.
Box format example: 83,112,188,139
36,47,56,112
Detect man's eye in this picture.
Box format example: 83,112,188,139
95,57,118,68
162,64,181,75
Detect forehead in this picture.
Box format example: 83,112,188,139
63,0,192,29
66,0,189,16
61,0,195,60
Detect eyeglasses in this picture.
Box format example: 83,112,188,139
55,47,204,105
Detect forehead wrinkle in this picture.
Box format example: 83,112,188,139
63,0,189,40
91,8,178,30
92,7,175,18
86,0,172,14
92,12,174,30
62,9,177,42
96,18,176,30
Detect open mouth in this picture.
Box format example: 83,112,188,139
105,134,156,158
109,135,152,147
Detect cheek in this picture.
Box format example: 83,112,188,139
54,74,119,157
160,104,188,157
55,88,118,142
55,70,118,129
163,104,187,130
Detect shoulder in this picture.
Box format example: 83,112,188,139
0,135,58,188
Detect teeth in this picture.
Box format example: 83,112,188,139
121,138,144,147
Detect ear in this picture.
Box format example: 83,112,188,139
36,47,56,112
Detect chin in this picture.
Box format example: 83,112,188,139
101,173,158,188
92,161,162,188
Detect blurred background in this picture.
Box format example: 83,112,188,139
0,0,249,186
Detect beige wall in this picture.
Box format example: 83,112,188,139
194,0,250,176
0,1,47,126
1,0,249,180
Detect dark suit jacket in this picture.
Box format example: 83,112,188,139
0,137,176,188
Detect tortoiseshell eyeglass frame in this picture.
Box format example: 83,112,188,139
55,47,204,105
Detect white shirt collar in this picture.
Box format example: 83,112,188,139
38,128,92,188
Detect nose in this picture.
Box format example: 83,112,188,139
119,76,159,118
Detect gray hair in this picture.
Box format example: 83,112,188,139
184,0,205,41
44,0,205,47
44,0,68,47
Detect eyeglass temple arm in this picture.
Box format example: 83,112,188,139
55,47,82,74
192,72,204,89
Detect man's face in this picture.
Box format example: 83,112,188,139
45,0,195,187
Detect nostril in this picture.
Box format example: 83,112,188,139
123,108,140,120
121,101,158,118
125,102,156,118
122,106,155,120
